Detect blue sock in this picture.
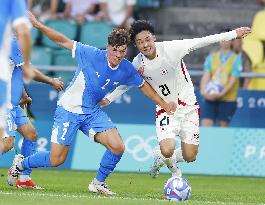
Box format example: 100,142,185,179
96,149,122,182
22,151,51,169
21,138,37,176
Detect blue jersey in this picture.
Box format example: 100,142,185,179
58,42,144,114
0,0,28,47
10,37,24,107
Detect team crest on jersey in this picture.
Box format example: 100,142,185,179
161,68,168,75
138,66,144,75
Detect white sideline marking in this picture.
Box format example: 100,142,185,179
0,191,264,205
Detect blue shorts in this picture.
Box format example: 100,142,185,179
50,106,115,146
200,99,237,123
4,106,30,138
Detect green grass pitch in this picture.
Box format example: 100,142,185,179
0,169,265,205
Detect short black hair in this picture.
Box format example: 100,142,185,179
108,28,130,47
129,20,155,42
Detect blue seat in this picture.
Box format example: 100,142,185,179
80,21,113,48
53,50,76,66
31,27,39,45
42,20,77,49
31,46,52,66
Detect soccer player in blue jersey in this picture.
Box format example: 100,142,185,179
3,37,64,189
0,0,34,140
8,13,177,195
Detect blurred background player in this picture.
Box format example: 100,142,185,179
200,33,243,127
8,13,176,195
102,20,251,178
0,0,34,151
99,0,136,29
3,37,64,189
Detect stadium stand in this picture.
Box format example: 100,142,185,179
80,21,113,48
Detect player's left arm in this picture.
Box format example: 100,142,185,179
139,81,177,115
33,68,64,92
184,27,251,53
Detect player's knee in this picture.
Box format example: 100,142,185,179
50,155,66,167
27,129,38,141
161,148,174,158
110,142,125,155
2,137,14,153
184,152,197,162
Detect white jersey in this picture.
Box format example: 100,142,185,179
106,30,237,111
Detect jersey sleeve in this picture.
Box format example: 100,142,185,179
10,37,24,66
124,64,145,87
11,0,31,29
105,85,131,103
163,30,237,60
72,41,100,68
231,54,243,77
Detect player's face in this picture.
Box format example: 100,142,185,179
107,44,128,67
135,31,156,59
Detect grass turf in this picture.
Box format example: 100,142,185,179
0,169,265,205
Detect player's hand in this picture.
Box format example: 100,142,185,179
22,63,35,82
235,27,251,39
52,77,64,92
99,98,110,108
28,11,41,28
19,96,32,109
164,101,177,115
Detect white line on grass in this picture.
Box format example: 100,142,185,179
0,191,264,205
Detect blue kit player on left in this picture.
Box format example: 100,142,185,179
8,12,177,195
3,37,64,189
0,0,33,140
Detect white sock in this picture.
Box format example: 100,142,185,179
175,148,185,162
19,175,31,182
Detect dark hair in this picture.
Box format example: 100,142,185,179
129,20,155,42
108,28,130,47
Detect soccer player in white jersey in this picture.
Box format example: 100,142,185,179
0,0,34,140
102,20,251,177
8,14,177,195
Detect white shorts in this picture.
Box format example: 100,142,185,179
155,105,200,145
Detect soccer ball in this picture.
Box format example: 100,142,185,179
205,81,223,95
164,176,191,201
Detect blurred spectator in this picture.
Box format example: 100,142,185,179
63,0,103,24
99,0,136,29
28,0,59,22
232,39,252,88
200,39,243,127
256,0,265,6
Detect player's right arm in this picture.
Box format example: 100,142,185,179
28,12,74,50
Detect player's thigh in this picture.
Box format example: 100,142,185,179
80,109,124,154
217,101,237,126
179,109,200,162
95,128,125,155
